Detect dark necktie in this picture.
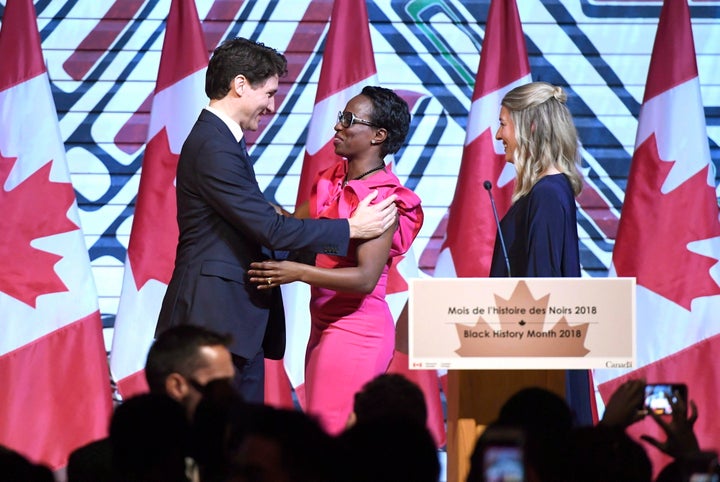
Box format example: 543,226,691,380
239,136,248,159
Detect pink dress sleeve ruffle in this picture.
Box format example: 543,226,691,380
310,161,424,257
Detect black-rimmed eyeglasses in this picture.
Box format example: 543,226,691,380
337,111,379,128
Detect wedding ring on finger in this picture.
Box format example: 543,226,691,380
267,277,272,285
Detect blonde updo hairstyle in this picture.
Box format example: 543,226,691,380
501,81,583,202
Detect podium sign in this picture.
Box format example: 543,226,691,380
409,278,635,370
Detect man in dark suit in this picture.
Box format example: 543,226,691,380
157,37,398,403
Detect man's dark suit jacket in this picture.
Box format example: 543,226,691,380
157,109,350,359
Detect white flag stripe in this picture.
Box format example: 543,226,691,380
433,248,458,278
637,78,714,192
593,285,720,386
110,261,169,380
1,76,72,189
464,74,531,148
280,281,312,388
147,69,208,152
304,76,377,154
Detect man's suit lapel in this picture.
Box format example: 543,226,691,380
199,109,253,168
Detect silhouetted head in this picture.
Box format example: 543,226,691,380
566,425,652,482
350,373,427,428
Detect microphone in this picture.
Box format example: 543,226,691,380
484,180,511,277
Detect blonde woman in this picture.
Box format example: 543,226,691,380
491,81,583,277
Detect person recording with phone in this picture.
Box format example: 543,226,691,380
599,378,717,481
639,385,719,482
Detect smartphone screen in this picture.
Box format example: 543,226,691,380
644,383,687,415
483,445,524,482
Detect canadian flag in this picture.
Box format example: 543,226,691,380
593,0,720,475
109,0,208,398
0,0,112,469
427,0,530,416
433,0,529,279
385,243,447,448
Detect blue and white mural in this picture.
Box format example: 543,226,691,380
5,0,718,318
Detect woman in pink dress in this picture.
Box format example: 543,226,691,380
248,86,423,434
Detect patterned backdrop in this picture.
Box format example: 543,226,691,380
4,0,718,320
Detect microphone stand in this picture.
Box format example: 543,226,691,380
484,180,511,277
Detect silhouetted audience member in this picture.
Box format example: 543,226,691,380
224,404,337,482
655,451,720,482
643,394,719,481
466,423,527,482
67,437,113,482
599,378,718,481
68,325,236,482
495,387,572,482
338,417,440,482
347,373,427,428
464,380,720,482
467,387,573,482
109,393,190,482
565,424,652,481
144,324,236,419
191,378,246,482
0,445,54,482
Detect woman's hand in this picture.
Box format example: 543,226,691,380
248,260,303,289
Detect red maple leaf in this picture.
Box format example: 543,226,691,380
443,128,513,277
127,127,179,290
0,152,79,307
613,133,720,310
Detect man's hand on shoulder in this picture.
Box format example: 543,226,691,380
348,191,398,239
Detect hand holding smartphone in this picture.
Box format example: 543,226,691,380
643,383,688,415
481,427,525,482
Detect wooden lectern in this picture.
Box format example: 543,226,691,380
408,277,635,481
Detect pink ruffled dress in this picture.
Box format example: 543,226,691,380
304,161,424,434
